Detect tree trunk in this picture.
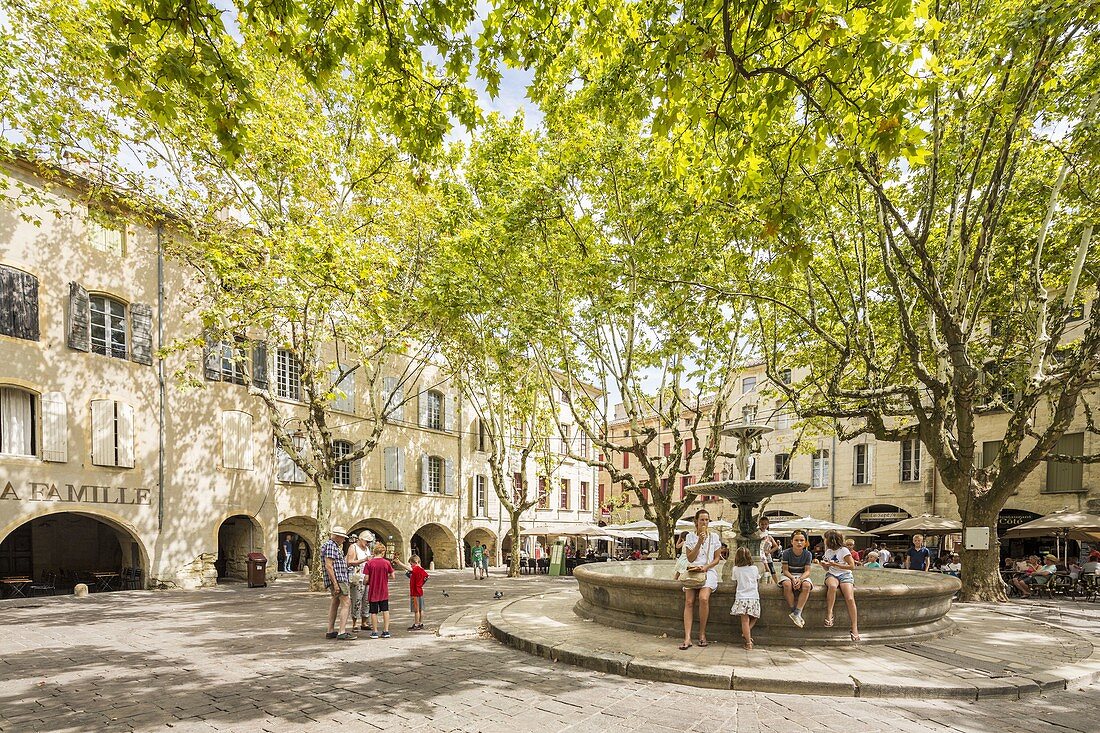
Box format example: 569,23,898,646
509,512,522,578
654,505,675,559
310,477,334,592
957,497,1007,603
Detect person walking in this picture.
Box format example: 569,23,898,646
680,508,722,650
729,546,762,649
820,529,860,642
346,533,371,631
471,543,485,580
321,526,356,640
281,534,294,573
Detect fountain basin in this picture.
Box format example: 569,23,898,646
574,561,960,646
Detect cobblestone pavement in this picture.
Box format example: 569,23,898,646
1,571,1098,733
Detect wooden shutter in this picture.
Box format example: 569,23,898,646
222,411,252,469
276,441,295,482
292,436,307,483
221,411,236,468
115,402,135,468
0,267,13,337
444,458,455,496
349,442,363,487
418,392,429,428
420,454,430,493
128,303,154,365
90,399,114,466
67,282,90,352
9,269,39,341
331,367,355,413
41,391,68,463
251,341,269,389
384,446,399,490
444,394,455,432
239,412,254,470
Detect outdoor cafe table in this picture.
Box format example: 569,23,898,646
91,572,121,592
1,576,32,598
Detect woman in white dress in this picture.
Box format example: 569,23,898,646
680,508,723,649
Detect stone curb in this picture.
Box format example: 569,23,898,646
484,589,1100,699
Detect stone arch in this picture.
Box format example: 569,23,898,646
412,522,458,569
847,504,915,533
351,518,403,558
214,513,263,581
277,515,317,572
0,508,150,589
463,527,498,566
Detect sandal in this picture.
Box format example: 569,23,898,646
678,642,692,650
697,639,709,647
850,631,861,642
743,639,753,650
824,617,834,627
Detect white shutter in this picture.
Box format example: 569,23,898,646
397,449,405,492
292,436,307,483
384,446,399,490
350,442,363,487
866,443,874,484
331,367,355,413
420,453,430,493
221,411,237,469
444,458,455,495
276,442,295,482
41,391,68,462
115,402,135,468
444,394,455,432
90,399,114,466
418,392,429,428
239,413,254,470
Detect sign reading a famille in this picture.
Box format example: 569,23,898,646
0,480,152,506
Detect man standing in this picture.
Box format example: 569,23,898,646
322,526,356,640
480,543,490,578
281,534,295,573
904,534,931,572
471,543,484,579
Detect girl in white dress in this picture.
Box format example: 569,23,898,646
730,546,761,649
680,509,722,649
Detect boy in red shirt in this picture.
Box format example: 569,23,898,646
408,554,429,631
364,542,396,639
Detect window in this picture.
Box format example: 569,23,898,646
220,340,248,385
1046,433,1084,493
853,444,869,485
774,453,790,480
330,367,355,413
276,349,301,401
660,477,670,496
87,216,125,256
333,440,352,486
680,475,694,499
221,411,254,470
476,475,489,516
560,479,570,509
622,452,630,469
0,387,35,456
775,402,792,429
662,442,671,457
90,295,128,359
425,455,444,494
560,424,572,454
580,432,589,458
981,440,1002,470
778,368,792,384
538,477,550,509
90,399,134,468
422,390,443,430
683,438,694,454
901,438,921,482
580,481,589,511
748,457,756,480
683,418,693,428
0,266,39,341
812,449,829,488
742,376,757,394
598,483,606,511
742,406,757,424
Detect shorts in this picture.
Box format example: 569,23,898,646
369,599,390,614
828,571,855,585
778,576,815,590
410,594,424,612
731,599,761,618
330,582,350,597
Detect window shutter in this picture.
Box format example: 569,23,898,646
67,282,90,352
331,367,355,413
341,371,355,413
90,399,114,466
41,391,68,462
0,267,13,336
397,449,405,491
115,402,135,468
866,443,874,484
420,454,430,493
10,270,39,341
350,442,363,487
251,341,269,389
292,436,307,483
129,303,154,365
418,392,429,428
467,476,475,515
444,458,455,496
239,413,253,470
384,446,399,490
444,394,455,432
221,411,237,469
276,441,295,482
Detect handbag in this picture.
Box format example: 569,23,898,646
676,534,709,588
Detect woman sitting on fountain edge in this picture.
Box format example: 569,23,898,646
680,509,723,650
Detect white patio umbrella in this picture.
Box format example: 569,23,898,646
767,516,873,537
870,514,963,537
1003,509,1100,560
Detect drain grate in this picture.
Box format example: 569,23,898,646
886,643,1013,677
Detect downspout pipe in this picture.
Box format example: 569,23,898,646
156,224,166,533
829,436,836,522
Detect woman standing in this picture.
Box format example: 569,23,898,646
820,529,860,642
680,509,723,650
345,534,372,631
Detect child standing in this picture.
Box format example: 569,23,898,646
730,546,761,649
364,542,396,639
819,529,860,642
408,554,429,630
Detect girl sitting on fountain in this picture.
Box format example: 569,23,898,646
680,509,722,650
729,546,761,650
819,529,861,642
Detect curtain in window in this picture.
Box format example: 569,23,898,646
0,387,33,455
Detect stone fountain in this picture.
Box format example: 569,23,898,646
572,422,962,645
